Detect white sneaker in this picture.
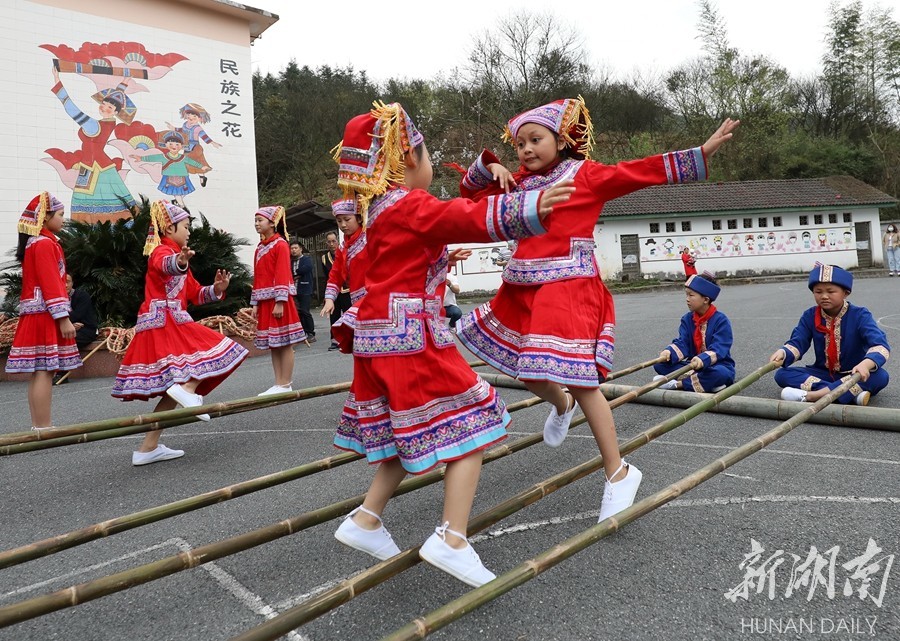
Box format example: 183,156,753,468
258,384,292,397
780,387,808,402
856,391,871,406
598,460,643,522
653,375,678,390
132,444,185,466
166,384,210,421
419,522,496,587
543,392,577,447
334,506,401,561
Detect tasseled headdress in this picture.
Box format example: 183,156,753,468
332,101,424,228
502,96,594,160
256,205,289,241
18,192,64,236
145,200,190,255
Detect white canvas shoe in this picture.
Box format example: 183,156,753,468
132,444,185,466
334,506,401,561
543,392,577,447
598,460,643,522
653,375,678,390
258,384,292,397
780,387,808,402
166,384,210,421
855,391,871,406
419,522,496,587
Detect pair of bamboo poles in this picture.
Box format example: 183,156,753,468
0,357,866,641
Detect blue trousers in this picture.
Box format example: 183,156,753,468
774,365,889,404
654,360,735,393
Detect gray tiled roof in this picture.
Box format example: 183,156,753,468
603,175,897,217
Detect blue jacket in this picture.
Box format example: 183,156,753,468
664,309,736,373
293,255,314,296
780,302,890,373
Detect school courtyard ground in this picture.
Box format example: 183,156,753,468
1,277,898,641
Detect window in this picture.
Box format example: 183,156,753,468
799,215,808,225
743,218,753,229
758,217,768,227
681,221,692,232
712,220,722,230
814,214,823,225
773,216,782,227
828,213,837,224
649,223,659,233
727,219,737,230
843,212,852,223
666,222,675,233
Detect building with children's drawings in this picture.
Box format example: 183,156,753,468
448,175,896,293
0,0,277,266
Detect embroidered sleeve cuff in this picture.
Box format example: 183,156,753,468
866,345,889,368
783,344,801,367
462,149,502,193
324,284,338,301
198,285,222,305
163,253,188,276
702,351,718,366
485,191,545,241
273,285,293,302
662,147,707,184
668,344,685,361
46,298,71,319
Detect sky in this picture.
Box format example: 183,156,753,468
247,0,900,83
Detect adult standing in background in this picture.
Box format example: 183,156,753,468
883,224,900,276
291,240,316,342
322,231,351,351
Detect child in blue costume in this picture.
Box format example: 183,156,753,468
653,274,735,392
770,264,890,405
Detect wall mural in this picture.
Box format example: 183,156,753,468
640,227,856,263
40,41,232,224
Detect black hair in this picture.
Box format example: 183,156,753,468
103,96,123,113
549,133,573,160
412,142,425,161
15,232,29,263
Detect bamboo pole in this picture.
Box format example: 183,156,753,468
3,361,489,445
0,357,687,626
599,383,900,432
54,341,106,385
379,370,857,641
225,362,703,641
603,355,666,381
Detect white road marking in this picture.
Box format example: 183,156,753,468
876,313,900,331
649,439,900,466
1,537,309,641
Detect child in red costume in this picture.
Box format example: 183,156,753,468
251,205,306,395
330,102,574,587
456,97,738,521
6,192,82,429
320,199,368,353
112,200,248,465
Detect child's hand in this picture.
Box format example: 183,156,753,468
249,306,258,320
769,348,786,363
273,301,284,319
58,317,76,339
852,359,876,382
538,180,576,220
487,163,517,193
448,248,472,264
690,356,704,370
702,118,741,157
659,350,670,362
320,299,335,317
213,269,231,295
177,245,195,268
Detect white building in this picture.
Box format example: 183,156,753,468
1,0,277,265
451,175,896,292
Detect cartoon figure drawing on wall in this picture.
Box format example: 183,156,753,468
767,232,776,251
129,131,210,198
166,104,222,188
663,238,675,257
817,230,827,248
713,235,723,252
802,231,812,249
45,65,137,223
645,238,657,256
828,230,838,248
744,235,755,252
40,42,188,223
844,231,853,246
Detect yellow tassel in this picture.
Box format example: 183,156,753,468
144,200,164,255
18,191,49,237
